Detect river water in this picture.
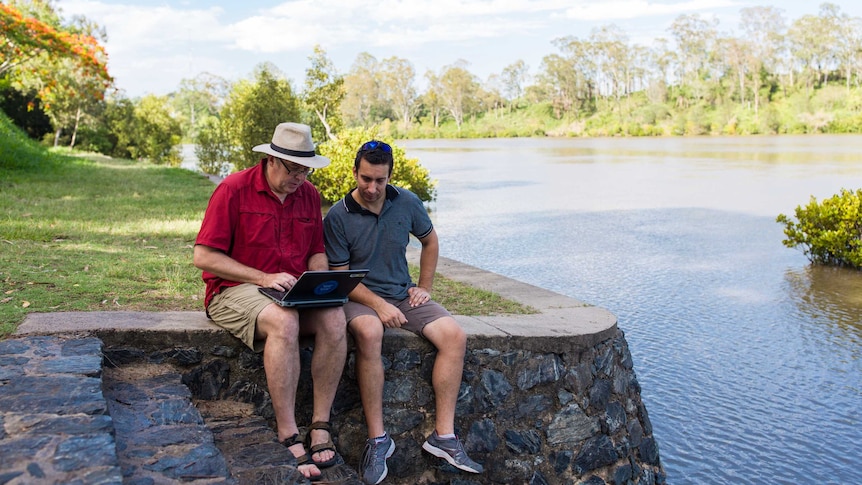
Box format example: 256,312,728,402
397,136,862,485
185,136,862,484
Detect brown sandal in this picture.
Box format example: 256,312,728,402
281,433,322,482
305,421,338,469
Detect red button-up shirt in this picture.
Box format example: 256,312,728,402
195,159,325,307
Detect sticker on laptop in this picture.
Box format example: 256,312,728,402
314,280,339,295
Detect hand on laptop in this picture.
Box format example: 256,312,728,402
260,272,298,292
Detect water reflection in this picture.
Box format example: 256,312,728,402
414,135,862,167
785,265,862,347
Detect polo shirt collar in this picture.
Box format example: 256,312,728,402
344,185,400,213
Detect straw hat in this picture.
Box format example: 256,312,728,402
252,122,330,168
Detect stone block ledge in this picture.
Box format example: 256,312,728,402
15,251,618,354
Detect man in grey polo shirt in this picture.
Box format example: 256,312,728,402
324,140,483,484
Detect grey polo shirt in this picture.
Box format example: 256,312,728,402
324,185,433,300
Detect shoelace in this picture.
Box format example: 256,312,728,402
361,440,382,467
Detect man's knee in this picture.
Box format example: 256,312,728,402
302,308,347,339
258,306,300,341
427,317,466,348
349,316,384,351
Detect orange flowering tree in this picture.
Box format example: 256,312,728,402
1,2,112,143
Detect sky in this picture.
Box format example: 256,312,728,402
56,0,862,98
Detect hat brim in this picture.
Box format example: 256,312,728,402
252,143,330,169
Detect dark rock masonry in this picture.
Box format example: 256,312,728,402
166,326,666,485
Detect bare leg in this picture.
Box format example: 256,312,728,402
301,306,347,464
421,316,467,435
256,303,321,480
349,315,387,438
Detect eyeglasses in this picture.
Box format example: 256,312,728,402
276,157,314,177
359,140,392,153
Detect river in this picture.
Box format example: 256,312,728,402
397,136,862,485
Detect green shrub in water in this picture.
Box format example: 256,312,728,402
777,188,862,269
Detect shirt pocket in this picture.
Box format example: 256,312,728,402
290,216,318,244
238,210,277,249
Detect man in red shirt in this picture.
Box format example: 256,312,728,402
194,122,344,482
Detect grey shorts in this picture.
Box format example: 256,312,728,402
343,298,451,336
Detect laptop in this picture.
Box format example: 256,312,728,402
258,269,368,308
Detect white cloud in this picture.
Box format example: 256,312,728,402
60,1,240,94
564,0,740,21
62,1,227,53
226,0,553,51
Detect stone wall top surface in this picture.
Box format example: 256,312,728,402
16,248,617,350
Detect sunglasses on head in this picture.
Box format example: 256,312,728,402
360,140,392,152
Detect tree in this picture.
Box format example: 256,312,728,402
482,73,505,118
788,10,835,92
420,70,445,128
197,63,301,171
79,93,181,163
0,2,111,103
590,25,632,111
37,56,106,147
668,13,719,97
501,60,529,111
717,35,752,108
537,35,599,120
341,52,380,127
132,94,183,165
194,115,231,176
820,3,862,91
1,1,59,76
0,80,51,139
304,45,344,141
437,60,480,129
171,72,229,142
102,95,136,158
379,56,417,132
1,2,112,147
539,36,599,118
740,6,786,116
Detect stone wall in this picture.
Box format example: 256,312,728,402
17,251,666,484
100,323,664,485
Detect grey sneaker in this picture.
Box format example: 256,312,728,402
421,431,484,473
359,434,395,485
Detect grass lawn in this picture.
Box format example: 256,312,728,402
0,153,215,337
1,141,532,338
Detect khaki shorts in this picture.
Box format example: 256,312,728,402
344,298,451,336
206,284,275,351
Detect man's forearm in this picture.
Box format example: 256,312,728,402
347,283,389,310
418,242,438,291
193,245,266,286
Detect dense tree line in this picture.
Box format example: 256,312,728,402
338,2,862,137
4,1,862,169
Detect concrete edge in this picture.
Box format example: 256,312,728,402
16,251,618,351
